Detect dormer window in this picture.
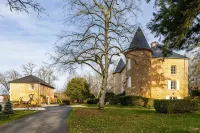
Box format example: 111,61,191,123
171,65,176,74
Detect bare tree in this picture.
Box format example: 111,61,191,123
189,50,200,90
22,62,37,76
51,0,139,108
0,70,21,91
4,0,44,15
37,66,57,85
0,73,10,91
6,70,21,80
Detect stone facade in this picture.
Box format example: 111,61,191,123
10,83,54,104
113,51,188,99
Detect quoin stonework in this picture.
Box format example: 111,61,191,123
113,27,188,99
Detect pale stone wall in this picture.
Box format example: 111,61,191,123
113,69,126,94
10,83,54,104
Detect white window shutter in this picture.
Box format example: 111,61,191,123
166,96,170,99
168,80,171,90
127,59,131,70
176,80,180,90
127,77,131,88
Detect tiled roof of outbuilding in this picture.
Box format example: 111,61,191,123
9,75,54,89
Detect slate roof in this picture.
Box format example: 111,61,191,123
113,58,125,74
151,47,188,59
9,75,54,89
128,27,150,50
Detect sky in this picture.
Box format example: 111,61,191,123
0,0,168,91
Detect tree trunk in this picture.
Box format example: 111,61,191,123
99,76,108,109
99,13,109,109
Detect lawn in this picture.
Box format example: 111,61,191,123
0,110,37,126
68,107,200,133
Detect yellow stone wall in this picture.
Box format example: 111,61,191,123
10,83,54,104
122,50,188,99
151,58,188,99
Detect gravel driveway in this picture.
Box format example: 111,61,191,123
0,106,71,133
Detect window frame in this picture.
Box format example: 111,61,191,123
171,65,176,74
30,84,34,90
170,96,177,100
171,80,176,90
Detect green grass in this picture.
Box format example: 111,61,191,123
68,107,200,133
0,110,37,126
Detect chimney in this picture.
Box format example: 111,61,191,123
151,42,157,48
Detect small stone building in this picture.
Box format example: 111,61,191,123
113,27,188,99
9,75,55,105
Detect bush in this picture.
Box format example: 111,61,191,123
3,99,14,114
132,96,144,106
88,93,95,99
191,89,200,97
143,98,154,107
119,96,133,106
62,100,70,105
105,92,115,102
154,99,199,113
0,104,2,112
87,98,99,104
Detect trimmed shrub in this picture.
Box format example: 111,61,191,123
88,93,95,99
119,96,133,106
62,100,70,105
143,98,154,107
3,99,14,114
0,104,2,112
154,99,199,113
105,92,115,102
191,89,200,97
87,98,99,104
132,96,144,106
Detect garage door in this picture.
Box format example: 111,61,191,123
0,96,3,102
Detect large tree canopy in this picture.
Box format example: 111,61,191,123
147,0,200,53
51,0,139,108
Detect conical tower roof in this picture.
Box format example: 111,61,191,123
128,27,150,50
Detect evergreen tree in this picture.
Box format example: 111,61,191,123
3,99,14,114
147,0,200,54
65,77,90,103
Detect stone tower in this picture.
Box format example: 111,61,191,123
124,27,152,98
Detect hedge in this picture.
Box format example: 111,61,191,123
154,99,199,113
87,98,99,104
119,96,133,106
0,104,2,112
191,89,200,97
119,96,154,107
